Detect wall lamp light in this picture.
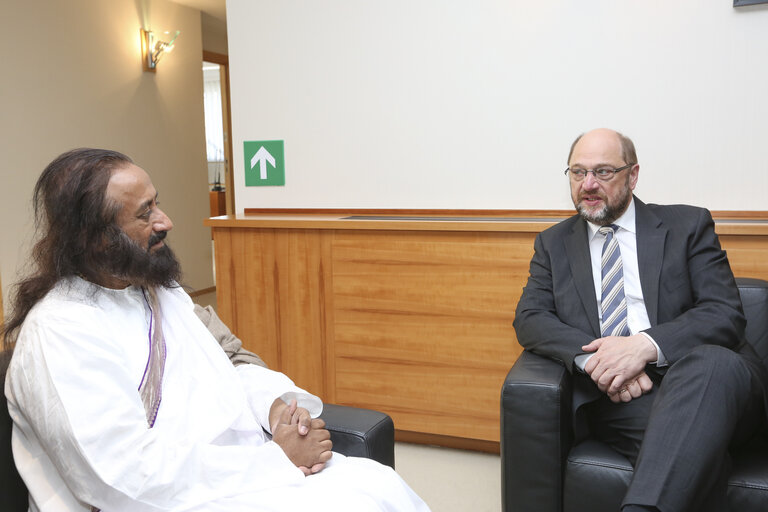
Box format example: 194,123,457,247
141,29,180,72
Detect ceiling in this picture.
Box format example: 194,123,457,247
171,0,226,21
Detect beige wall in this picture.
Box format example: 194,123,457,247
0,0,214,316
201,12,228,55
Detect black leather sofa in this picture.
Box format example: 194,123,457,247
501,277,768,512
1,350,394,512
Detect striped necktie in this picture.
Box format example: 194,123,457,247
599,224,630,337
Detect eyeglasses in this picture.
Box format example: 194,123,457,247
564,164,634,182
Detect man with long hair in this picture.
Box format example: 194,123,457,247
3,149,429,512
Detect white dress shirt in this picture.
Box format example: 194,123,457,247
575,198,667,371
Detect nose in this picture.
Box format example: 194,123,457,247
582,172,600,190
153,208,173,232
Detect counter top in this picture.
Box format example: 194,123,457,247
204,213,768,235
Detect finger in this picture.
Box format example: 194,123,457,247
294,409,312,435
317,448,333,461
583,355,599,375
298,466,311,476
581,338,603,353
597,370,619,394
605,372,628,396
637,373,654,393
281,402,294,422
308,430,332,445
271,402,292,432
589,363,607,386
608,384,633,403
289,403,303,425
626,380,643,399
310,418,326,430
594,375,610,393
310,462,326,474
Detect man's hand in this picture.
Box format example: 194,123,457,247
270,399,333,475
269,398,312,435
582,334,657,400
606,371,653,403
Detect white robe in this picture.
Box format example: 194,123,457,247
5,277,429,512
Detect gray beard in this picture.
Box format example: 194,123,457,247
575,183,633,226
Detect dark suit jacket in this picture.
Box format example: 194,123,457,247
514,197,761,406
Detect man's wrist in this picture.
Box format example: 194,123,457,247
574,353,595,372
637,332,661,364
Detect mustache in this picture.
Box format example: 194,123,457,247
578,191,605,200
148,230,167,249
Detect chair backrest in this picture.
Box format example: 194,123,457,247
2,272,27,509
737,277,768,373
1,350,28,511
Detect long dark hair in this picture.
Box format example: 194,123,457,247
2,148,133,347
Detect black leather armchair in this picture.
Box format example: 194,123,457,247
501,277,768,512
1,350,394,512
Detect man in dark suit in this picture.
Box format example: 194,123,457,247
514,128,767,512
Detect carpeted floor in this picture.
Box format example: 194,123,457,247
395,442,501,512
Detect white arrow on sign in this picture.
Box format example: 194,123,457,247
250,146,276,179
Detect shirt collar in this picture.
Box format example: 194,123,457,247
587,197,636,240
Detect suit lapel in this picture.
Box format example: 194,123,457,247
634,198,667,327
564,218,601,336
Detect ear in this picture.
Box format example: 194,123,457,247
628,164,639,190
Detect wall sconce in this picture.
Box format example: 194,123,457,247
141,29,180,72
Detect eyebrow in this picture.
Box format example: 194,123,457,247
570,162,616,169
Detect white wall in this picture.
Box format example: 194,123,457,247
1,0,213,314
227,0,768,212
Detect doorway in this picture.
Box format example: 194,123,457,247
202,51,233,215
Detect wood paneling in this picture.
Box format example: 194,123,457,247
719,235,768,280
206,214,768,445
213,228,332,396
331,231,531,441
213,227,280,368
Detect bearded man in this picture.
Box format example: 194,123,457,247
3,148,429,512
513,128,768,512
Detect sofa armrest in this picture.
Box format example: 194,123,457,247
319,403,395,469
501,351,573,512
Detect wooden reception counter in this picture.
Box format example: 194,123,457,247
204,212,768,450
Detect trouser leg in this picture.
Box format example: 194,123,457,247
622,345,765,512
583,379,657,466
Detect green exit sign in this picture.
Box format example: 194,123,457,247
244,140,285,186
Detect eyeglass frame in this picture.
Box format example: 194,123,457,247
564,163,634,182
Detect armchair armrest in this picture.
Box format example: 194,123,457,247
501,351,573,512
319,403,395,469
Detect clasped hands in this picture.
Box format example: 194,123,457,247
582,334,657,403
270,398,333,475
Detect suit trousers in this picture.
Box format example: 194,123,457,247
581,345,766,512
